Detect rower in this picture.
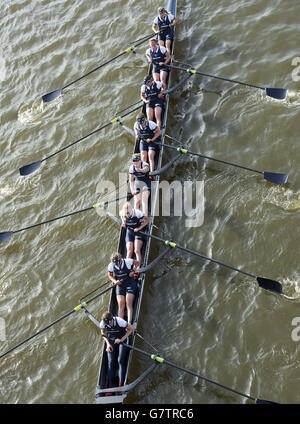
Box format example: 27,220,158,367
141,74,165,129
134,112,161,172
120,201,150,266
152,6,178,53
100,311,134,394
108,252,139,325
146,38,170,89
129,153,152,216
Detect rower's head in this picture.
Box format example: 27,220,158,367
149,38,158,50
121,201,133,218
143,74,153,86
132,153,142,164
136,112,146,126
111,252,122,268
102,311,113,326
158,7,167,17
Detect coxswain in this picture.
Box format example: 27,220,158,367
120,201,150,266
141,74,164,129
134,112,161,172
146,38,170,89
100,311,134,394
152,7,178,53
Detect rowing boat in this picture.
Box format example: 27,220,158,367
95,0,178,404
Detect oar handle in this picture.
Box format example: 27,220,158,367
157,143,263,175
123,344,256,402
42,124,111,162
0,309,75,359
0,284,114,359
146,233,257,280
62,34,155,91
42,104,141,162
166,64,265,91
62,51,127,90
13,206,94,235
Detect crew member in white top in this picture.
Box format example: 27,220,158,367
120,201,150,265
141,74,164,129
152,7,178,52
146,38,170,89
108,252,139,324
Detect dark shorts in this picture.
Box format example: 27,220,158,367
139,139,158,152
153,64,169,74
146,99,164,109
158,32,174,42
134,178,151,193
125,227,146,243
116,277,138,296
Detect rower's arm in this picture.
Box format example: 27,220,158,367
137,215,150,231
108,271,118,285
152,23,159,33
101,329,112,350
164,50,171,65
151,126,161,142
170,16,179,26
140,90,147,103
123,324,134,341
129,173,136,194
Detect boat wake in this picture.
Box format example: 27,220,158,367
281,277,300,300
18,96,63,126
263,186,300,211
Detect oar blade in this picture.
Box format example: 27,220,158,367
265,87,287,100
263,172,288,185
0,232,13,245
255,398,279,404
19,160,42,176
257,277,282,294
42,88,62,103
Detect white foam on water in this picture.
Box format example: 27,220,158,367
263,186,300,211
18,95,63,126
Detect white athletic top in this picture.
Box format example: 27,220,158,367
134,120,157,132
129,162,150,174
99,316,128,330
146,45,168,58
107,258,134,273
153,14,175,25
141,81,163,94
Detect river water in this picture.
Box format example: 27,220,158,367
0,0,299,404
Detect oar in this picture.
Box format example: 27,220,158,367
166,64,287,100
41,33,155,103
123,344,278,404
141,234,282,295
156,140,288,185
0,282,113,359
0,194,128,245
19,104,141,176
